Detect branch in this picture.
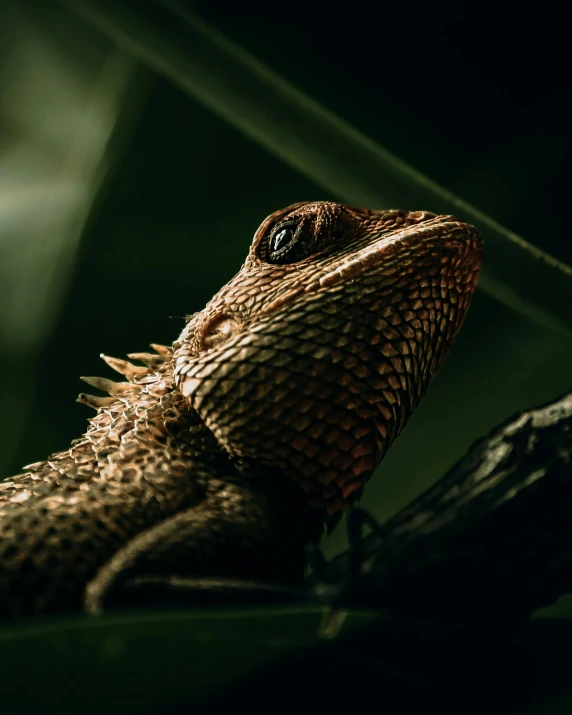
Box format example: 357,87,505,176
323,392,572,620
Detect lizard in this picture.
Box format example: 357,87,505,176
0,201,482,619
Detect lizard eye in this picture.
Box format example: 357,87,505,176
267,221,311,264
270,227,295,253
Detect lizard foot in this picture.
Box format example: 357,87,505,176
308,507,388,607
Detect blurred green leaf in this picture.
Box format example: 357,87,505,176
0,1,147,474
0,606,378,714
65,0,572,335
1,608,572,714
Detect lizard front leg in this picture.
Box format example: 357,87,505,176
84,476,322,613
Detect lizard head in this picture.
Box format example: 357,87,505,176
174,201,483,515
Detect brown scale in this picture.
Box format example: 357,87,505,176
0,201,482,618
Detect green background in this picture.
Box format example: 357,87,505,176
0,1,571,712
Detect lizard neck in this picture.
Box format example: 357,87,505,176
76,360,231,485
81,359,321,523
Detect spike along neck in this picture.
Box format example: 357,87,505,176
77,351,159,410
76,344,227,466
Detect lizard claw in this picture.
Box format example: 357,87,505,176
346,507,387,577
306,508,388,608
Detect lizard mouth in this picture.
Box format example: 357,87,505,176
312,215,483,291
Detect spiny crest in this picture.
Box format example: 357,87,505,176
126,353,166,369
77,343,173,410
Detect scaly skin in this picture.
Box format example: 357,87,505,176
0,201,482,618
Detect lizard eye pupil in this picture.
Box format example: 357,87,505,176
270,227,295,254
266,222,311,264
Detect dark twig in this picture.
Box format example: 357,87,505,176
319,392,572,621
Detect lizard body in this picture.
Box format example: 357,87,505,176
0,201,482,618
